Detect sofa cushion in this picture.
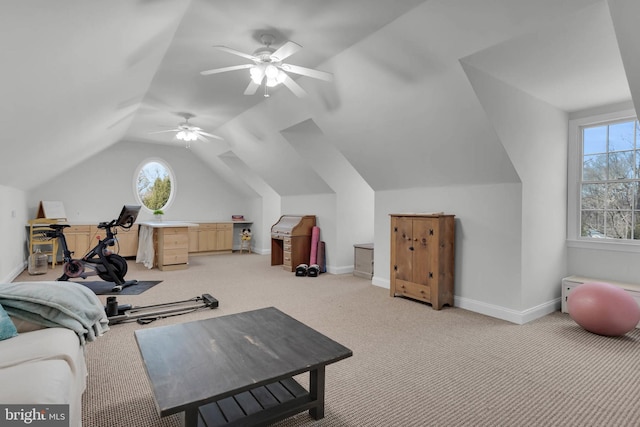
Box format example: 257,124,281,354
0,327,83,371
0,328,87,427
0,359,73,404
0,303,18,341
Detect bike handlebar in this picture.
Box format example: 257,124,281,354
97,218,134,230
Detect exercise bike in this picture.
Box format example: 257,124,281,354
43,205,141,292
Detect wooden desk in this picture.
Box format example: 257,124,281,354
138,222,198,271
135,307,352,426
271,215,316,272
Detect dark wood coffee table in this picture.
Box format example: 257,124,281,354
135,307,353,426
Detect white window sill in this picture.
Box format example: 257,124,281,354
567,238,640,253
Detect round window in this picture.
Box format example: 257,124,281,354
134,159,175,212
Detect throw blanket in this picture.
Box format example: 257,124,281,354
0,281,109,344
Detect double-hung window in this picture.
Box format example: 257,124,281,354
569,109,640,245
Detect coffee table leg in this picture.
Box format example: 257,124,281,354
184,407,198,427
309,366,326,419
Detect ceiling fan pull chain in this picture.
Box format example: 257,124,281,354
264,84,270,98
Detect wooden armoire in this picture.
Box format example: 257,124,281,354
389,213,455,310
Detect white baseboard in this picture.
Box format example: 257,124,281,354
370,276,560,325
2,261,28,283
329,265,353,275
241,247,269,255
454,295,561,325
372,276,390,288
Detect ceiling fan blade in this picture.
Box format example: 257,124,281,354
213,45,257,61
271,40,302,61
282,74,308,98
149,129,179,135
244,80,260,95
196,134,211,143
281,63,333,82
199,131,223,140
200,64,253,76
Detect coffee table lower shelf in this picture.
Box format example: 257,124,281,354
198,377,316,427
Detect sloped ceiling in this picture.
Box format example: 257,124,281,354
1,0,637,195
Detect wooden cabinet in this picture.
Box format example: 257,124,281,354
197,223,218,252
390,214,455,310
65,225,92,258
156,227,189,270
217,223,233,250
114,224,138,257
90,224,138,258
188,223,233,254
188,227,199,253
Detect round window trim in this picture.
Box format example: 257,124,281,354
133,157,176,213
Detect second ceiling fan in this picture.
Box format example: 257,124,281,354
200,34,333,98
149,114,222,148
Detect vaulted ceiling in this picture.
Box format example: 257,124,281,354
1,0,638,195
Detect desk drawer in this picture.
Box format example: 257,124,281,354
161,233,189,249
283,252,292,267
161,249,188,265
199,223,217,230
162,227,189,236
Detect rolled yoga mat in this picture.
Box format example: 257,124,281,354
318,241,326,273
310,226,320,265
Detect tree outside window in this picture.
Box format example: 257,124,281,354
580,119,640,239
136,160,173,212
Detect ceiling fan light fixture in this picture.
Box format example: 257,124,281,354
265,64,278,78
249,65,264,84
203,37,327,98
176,129,198,142
265,67,287,87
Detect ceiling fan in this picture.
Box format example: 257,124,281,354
149,114,222,148
200,34,333,98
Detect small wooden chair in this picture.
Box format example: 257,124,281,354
239,229,252,254
28,218,60,268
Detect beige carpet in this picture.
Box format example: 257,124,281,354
15,254,640,426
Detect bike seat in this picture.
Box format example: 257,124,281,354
49,223,70,230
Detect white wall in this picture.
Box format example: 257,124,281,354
462,62,569,313
27,140,253,225
567,247,640,283
374,184,523,317
0,184,28,282
281,119,375,271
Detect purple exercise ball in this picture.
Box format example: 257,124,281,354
567,282,640,336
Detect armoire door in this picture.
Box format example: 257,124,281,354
412,218,438,288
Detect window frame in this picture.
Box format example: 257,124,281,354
133,157,177,214
567,108,640,252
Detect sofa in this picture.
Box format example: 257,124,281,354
0,281,109,427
